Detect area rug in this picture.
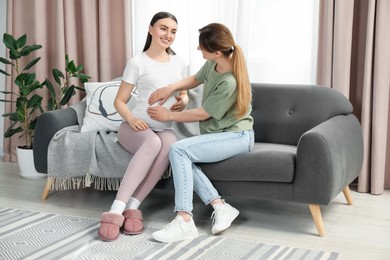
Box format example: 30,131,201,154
0,207,340,260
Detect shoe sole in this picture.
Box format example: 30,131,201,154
212,208,239,235
123,229,144,235
152,231,199,243
98,232,119,242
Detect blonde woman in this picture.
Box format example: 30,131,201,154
148,23,254,243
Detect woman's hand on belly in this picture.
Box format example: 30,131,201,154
147,106,171,122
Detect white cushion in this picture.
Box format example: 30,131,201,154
80,81,123,132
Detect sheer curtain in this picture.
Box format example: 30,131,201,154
132,0,319,84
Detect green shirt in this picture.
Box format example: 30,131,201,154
195,60,254,134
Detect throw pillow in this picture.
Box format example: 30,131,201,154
81,81,123,132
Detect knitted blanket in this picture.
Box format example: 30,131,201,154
47,102,132,191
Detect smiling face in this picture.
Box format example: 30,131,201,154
149,18,177,50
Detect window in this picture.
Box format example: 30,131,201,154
132,0,319,84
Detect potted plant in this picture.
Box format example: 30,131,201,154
0,33,46,178
0,33,90,178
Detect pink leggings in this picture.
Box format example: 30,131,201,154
115,122,177,203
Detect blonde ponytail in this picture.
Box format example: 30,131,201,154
231,44,251,118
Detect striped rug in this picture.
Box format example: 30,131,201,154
0,207,340,260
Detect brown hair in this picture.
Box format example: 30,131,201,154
198,23,251,118
143,11,178,55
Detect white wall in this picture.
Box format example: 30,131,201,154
132,0,319,84
0,0,7,158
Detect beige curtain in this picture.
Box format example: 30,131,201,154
316,0,390,194
3,0,132,162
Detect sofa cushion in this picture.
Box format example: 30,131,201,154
199,142,296,183
251,84,353,146
81,81,123,132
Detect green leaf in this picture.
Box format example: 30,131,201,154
0,90,16,95
4,118,22,133
9,112,18,122
61,86,69,94
78,73,91,83
14,74,26,89
16,107,26,123
47,97,57,111
60,85,75,105
67,60,76,73
29,80,44,92
4,125,23,138
44,79,56,99
15,97,27,111
0,99,16,103
28,94,43,110
0,68,11,76
20,44,42,56
76,64,84,72
1,112,17,118
3,33,16,50
29,118,38,130
9,49,21,59
8,115,19,123
23,57,41,71
74,86,85,91
52,68,64,85
15,34,27,48
0,57,13,65
25,73,36,86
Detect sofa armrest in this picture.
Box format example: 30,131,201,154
295,114,364,205
33,107,79,173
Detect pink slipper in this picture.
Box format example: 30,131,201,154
123,209,144,235
98,212,125,241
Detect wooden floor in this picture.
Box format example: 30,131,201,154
0,161,389,259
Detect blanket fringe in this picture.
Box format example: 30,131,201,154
50,173,122,191
162,165,172,179
50,167,171,191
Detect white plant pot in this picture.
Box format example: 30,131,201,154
16,147,46,179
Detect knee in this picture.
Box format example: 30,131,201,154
161,137,177,152
159,130,177,150
117,122,130,144
169,142,185,160
146,135,163,154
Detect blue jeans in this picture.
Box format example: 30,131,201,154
169,130,255,214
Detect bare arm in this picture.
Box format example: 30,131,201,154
168,75,200,91
147,106,210,123
149,75,200,105
114,80,148,131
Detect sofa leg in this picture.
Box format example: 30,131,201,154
342,186,353,205
308,204,325,237
41,177,53,200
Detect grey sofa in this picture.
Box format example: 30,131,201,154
34,83,364,236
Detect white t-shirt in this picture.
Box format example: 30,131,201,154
122,52,187,131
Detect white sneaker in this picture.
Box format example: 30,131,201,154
152,215,199,243
211,202,239,235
